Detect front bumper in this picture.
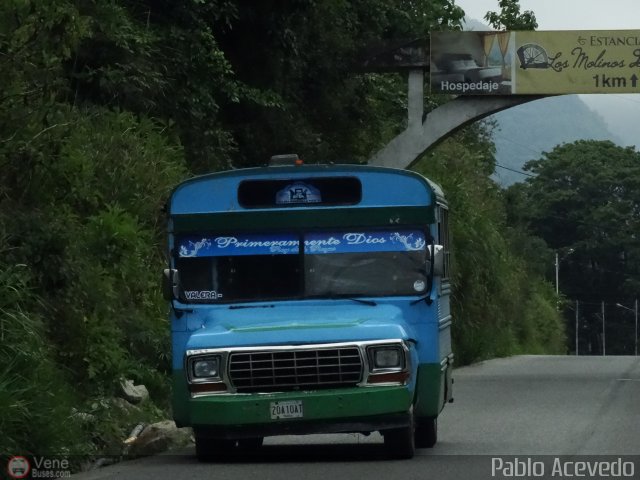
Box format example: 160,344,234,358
176,382,413,438
194,413,411,439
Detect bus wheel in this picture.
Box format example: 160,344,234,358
238,437,264,450
415,417,437,448
195,434,236,462
383,411,415,459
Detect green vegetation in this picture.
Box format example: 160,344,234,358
417,125,565,364
0,0,565,457
506,140,640,354
484,0,537,30
0,108,186,456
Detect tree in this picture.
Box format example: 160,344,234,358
484,0,537,30
506,140,640,302
211,0,465,168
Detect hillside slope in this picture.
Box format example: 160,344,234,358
490,95,624,185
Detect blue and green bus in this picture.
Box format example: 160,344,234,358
164,155,453,460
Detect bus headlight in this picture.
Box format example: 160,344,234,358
191,356,222,380
368,345,405,371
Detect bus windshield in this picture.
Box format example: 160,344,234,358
175,229,429,303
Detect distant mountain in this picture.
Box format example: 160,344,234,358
489,95,624,186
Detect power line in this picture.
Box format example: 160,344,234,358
492,131,546,158
495,162,537,178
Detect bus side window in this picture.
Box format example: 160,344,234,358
436,205,451,281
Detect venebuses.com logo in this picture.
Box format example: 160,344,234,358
7,456,30,479
5,455,71,479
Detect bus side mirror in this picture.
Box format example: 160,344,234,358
162,268,180,300
429,245,445,277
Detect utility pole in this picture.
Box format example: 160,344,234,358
554,249,573,301
615,300,637,356
602,301,606,356
635,299,638,356
575,300,579,356
555,252,559,296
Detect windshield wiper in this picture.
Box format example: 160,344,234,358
346,297,377,306
410,294,433,306
171,300,194,317
324,295,377,306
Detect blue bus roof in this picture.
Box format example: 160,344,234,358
169,164,445,215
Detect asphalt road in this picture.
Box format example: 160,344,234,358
73,355,640,480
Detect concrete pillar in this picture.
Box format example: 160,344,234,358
407,70,424,131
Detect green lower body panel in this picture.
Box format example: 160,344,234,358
172,371,413,435
172,371,190,427
414,360,453,418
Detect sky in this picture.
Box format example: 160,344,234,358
454,0,640,147
456,0,640,31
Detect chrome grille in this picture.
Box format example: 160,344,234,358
228,347,363,393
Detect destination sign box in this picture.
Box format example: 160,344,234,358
430,30,640,95
177,230,426,257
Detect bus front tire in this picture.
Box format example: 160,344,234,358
194,435,236,462
237,437,264,450
383,412,415,459
415,417,437,448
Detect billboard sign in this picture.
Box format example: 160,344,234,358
430,30,640,95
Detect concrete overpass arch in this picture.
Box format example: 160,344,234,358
365,28,638,169
367,69,547,170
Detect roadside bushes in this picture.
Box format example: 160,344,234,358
415,126,566,364
0,106,187,454
0,248,85,455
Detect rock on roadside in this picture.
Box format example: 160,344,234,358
118,378,149,404
127,420,193,456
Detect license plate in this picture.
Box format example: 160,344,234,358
270,400,303,419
